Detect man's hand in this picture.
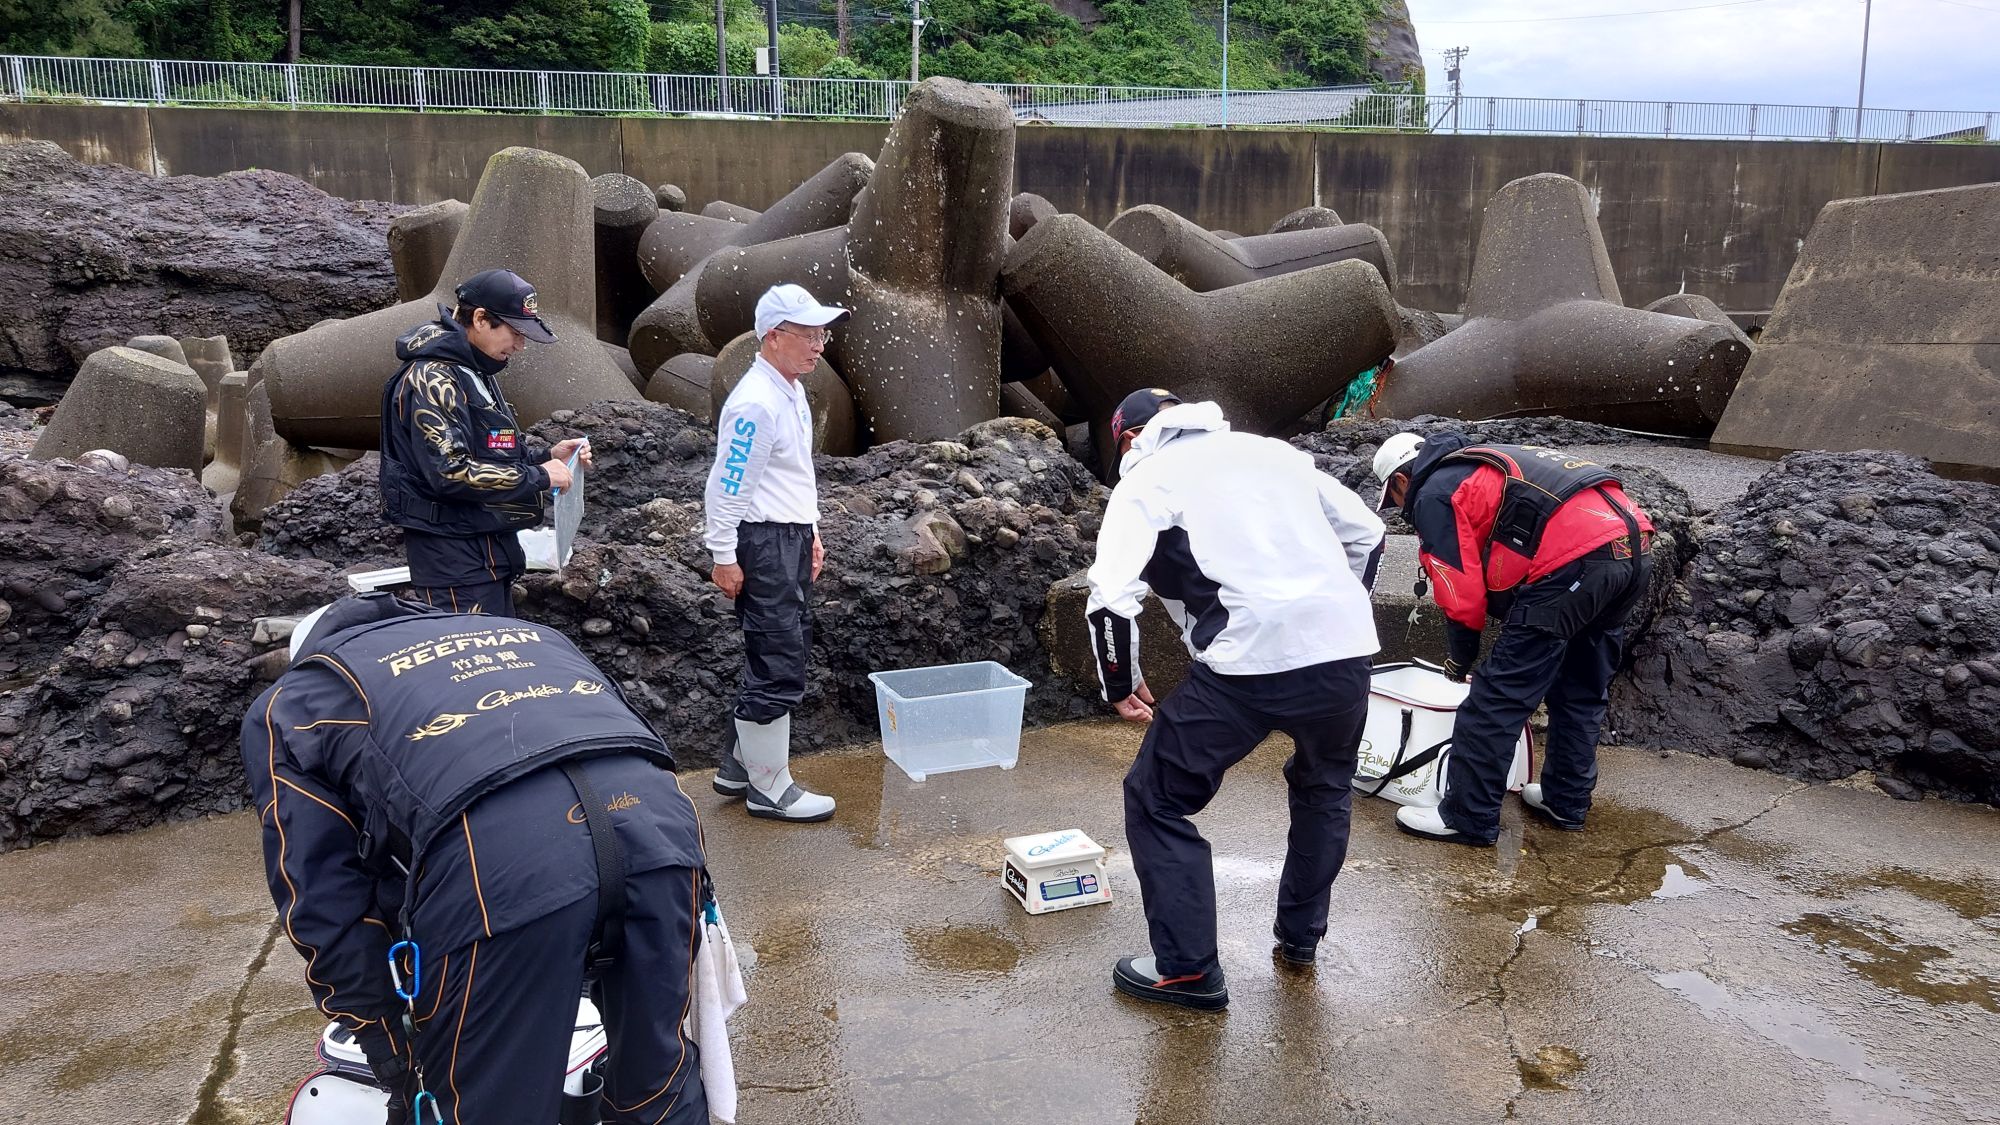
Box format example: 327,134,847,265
711,562,744,599
542,457,574,492
1441,655,1470,683
550,437,594,470
811,532,825,581
1112,681,1157,723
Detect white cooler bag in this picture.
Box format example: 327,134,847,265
1353,662,1533,808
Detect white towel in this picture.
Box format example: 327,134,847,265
691,904,749,1122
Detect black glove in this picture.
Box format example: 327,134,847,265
360,1028,420,1125
1441,655,1470,683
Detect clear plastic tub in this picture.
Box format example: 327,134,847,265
868,661,1032,782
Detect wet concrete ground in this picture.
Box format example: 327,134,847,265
3,724,1997,1124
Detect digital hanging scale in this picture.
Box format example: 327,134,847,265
1002,828,1113,914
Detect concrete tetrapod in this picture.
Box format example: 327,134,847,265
1106,204,1398,292
1010,192,1057,239
592,173,660,347
1002,213,1398,467
655,184,687,212
691,81,1015,444
645,353,716,421
839,78,1015,443
1711,181,2000,479
1269,206,1345,234
180,334,233,461
1644,292,1756,352
31,347,207,473
203,371,248,494
1369,173,1747,435
706,331,857,456
628,153,874,370
702,200,761,223
256,146,638,450
388,199,467,304
126,335,189,367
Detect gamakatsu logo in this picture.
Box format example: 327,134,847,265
477,684,565,711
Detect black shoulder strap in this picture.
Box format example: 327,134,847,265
559,761,627,974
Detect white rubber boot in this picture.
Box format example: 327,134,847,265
735,714,835,823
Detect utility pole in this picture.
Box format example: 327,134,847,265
1444,46,1469,133
286,0,302,63
716,0,731,112
1855,0,1873,140
910,0,924,84
837,0,850,55
766,0,781,116
1220,0,1230,128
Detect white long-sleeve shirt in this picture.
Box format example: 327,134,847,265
1085,401,1384,697
703,356,820,564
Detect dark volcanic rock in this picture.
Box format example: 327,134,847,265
259,453,405,568
0,453,224,677
0,545,346,848
0,141,405,390
516,403,1109,764
247,399,1111,769
1612,451,2000,803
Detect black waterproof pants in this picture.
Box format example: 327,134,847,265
1438,547,1653,843
406,865,708,1125
731,522,814,723
405,529,522,617
1123,657,1373,978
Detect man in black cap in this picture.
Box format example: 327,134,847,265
380,268,593,617
1086,388,1385,1009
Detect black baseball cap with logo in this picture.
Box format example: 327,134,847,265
454,269,557,343
1110,387,1182,445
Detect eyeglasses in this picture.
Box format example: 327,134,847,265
774,326,830,346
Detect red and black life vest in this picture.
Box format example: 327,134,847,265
1441,444,1621,561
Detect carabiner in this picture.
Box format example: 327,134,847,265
413,1090,444,1124
388,940,422,1002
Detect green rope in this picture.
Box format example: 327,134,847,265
1332,363,1384,421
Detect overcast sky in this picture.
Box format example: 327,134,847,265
1411,0,2000,111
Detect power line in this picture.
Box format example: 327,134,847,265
1426,0,1784,25
1921,0,2000,13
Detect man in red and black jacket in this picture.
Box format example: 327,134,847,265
1373,431,1653,845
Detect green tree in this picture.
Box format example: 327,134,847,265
0,0,143,56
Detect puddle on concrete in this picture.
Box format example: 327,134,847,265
1516,1043,1588,1091
1652,969,1936,1113
1651,863,1707,899
1824,867,2000,922
1782,912,2000,1012
901,923,1024,975
1452,798,1724,928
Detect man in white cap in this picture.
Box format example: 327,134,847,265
703,283,850,822
1372,430,1653,846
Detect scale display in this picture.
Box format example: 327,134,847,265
1040,874,1099,901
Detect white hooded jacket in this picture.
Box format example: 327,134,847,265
1084,401,1384,698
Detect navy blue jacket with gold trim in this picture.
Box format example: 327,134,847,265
379,311,550,539
241,595,693,1062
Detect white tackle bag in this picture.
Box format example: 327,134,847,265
1352,661,1533,808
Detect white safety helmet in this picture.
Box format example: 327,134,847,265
288,602,336,664
1371,432,1424,511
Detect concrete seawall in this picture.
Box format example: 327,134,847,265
6,102,1999,313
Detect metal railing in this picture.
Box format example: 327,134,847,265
4,54,1995,142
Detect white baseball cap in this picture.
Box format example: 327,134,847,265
754,283,850,339
1371,432,1424,510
